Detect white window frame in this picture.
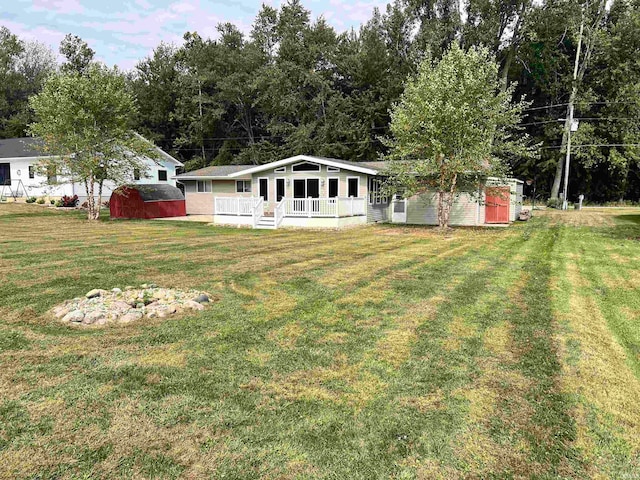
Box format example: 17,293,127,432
347,176,360,198
327,166,340,173
276,177,287,201
236,180,251,193
368,177,387,205
327,177,340,198
258,177,269,202
274,166,286,173
196,180,211,193
28,165,35,179
291,161,321,172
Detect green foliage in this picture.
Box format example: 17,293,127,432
36,197,45,204
29,64,158,220
25,196,36,203
384,44,531,227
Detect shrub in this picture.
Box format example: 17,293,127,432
546,198,561,209
50,199,55,205
26,197,36,203
54,200,63,207
60,195,79,207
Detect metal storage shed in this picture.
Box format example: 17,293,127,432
109,184,186,219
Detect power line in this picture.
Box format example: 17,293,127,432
540,143,640,150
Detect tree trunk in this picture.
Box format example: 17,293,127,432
499,1,528,92
86,176,98,221
436,172,458,229
96,180,104,220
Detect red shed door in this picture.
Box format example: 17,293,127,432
485,187,510,224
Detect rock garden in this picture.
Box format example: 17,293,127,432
52,284,213,326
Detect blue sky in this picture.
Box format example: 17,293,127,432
2,0,387,70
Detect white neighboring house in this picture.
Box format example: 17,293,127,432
0,137,183,201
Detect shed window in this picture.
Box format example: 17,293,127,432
274,167,286,173
292,162,320,172
133,168,140,181
327,166,340,172
196,180,211,193
28,166,35,179
158,170,168,181
236,180,251,193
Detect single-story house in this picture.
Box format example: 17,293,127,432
174,155,523,229
0,137,183,202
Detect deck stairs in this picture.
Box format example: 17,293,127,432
255,213,277,229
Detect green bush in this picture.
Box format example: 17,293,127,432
50,199,55,205
546,198,561,209
36,198,45,205
25,197,36,204
54,199,63,207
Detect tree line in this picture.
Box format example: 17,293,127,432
1,0,639,203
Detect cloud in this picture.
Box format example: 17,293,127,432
2,0,383,70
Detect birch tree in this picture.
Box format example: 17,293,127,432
384,44,531,228
29,64,157,220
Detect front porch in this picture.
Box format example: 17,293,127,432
214,196,367,229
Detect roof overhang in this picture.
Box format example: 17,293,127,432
173,176,251,181
227,155,379,178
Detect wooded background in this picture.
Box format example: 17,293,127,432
1,0,639,203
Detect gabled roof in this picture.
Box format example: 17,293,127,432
0,138,45,158
227,155,380,178
0,136,183,167
176,164,254,179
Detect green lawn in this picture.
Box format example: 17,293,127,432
0,204,639,479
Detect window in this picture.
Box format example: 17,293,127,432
274,166,286,173
328,178,339,198
0,163,10,186
327,166,340,172
28,166,35,179
236,180,251,193
158,170,168,181
133,168,140,181
368,177,387,204
196,180,211,193
259,178,269,201
347,177,359,197
276,178,285,201
292,162,320,172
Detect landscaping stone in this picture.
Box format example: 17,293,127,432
85,289,105,299
53,284,213,327
184,300,205,311
193,294,210,304
63,310,85,323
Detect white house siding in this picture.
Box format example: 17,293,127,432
1,157,67,198
250,166,368,213
1,156,179,202
406,192,481,226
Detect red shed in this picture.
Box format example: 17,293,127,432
110,184,186,219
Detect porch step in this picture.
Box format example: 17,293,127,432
255,217,277,229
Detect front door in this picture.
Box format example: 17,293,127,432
0,163,10,186
485,187,510,224
392,195,407,223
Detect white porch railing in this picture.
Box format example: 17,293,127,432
274,199,286,228
252,197,264,227
214,196,366,219
281,197,366,217
214,197,255,216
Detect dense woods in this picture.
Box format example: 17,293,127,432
1,0,639,203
